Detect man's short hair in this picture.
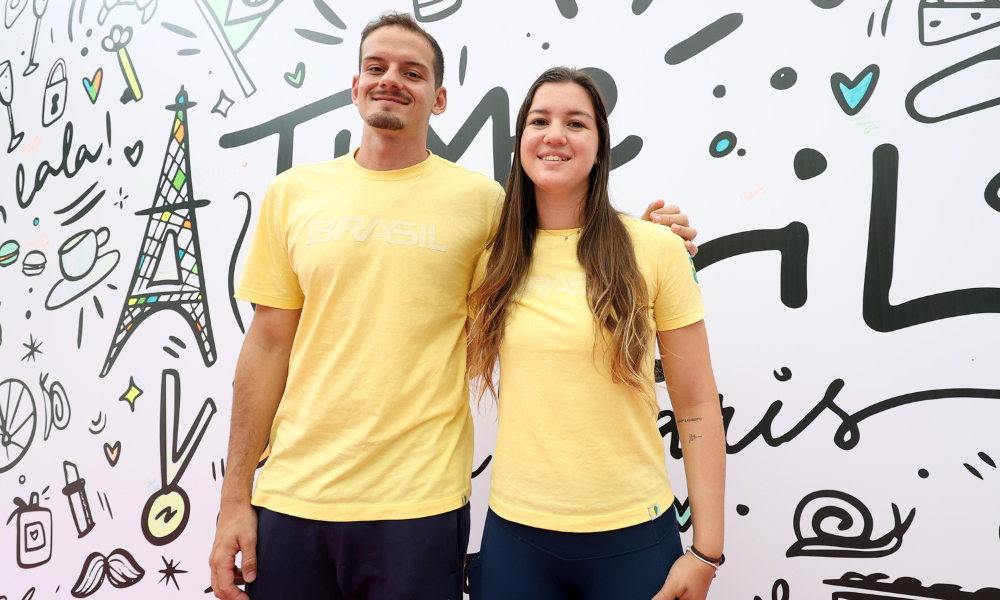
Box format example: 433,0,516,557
359,12,445,88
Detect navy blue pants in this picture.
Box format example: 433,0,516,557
246,504,470,600
469,507,683,600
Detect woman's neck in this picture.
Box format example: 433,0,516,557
534,186,587,230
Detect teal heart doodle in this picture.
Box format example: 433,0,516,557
285,62,306,88
831,65,880,115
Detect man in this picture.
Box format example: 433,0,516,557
209,12,698,600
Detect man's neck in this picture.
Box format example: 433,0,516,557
354,127,430,171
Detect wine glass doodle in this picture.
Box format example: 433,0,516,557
1,60,25,152
23,0,48,76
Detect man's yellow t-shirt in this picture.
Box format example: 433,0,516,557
236,150,503,521
477,216,705,533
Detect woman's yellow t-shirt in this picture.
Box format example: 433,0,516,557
474,216,705,533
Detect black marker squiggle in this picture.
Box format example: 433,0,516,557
229,192,252,334
472,455,492,478
658,381,1000,457
865,145,1000,331
693,222,809,309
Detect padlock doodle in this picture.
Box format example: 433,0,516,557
41,58,68,127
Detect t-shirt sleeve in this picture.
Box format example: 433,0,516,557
468,184,503,313
648,226,705,331
467,250,490,318
234,177,305,310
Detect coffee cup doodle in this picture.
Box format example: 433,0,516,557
45,228,120,311
58,227,109,281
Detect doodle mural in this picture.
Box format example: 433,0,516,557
0,2,997,599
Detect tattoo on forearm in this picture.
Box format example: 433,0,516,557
688,434,703,442
677,418,702,423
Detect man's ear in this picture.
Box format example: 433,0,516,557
351,74,360,106
432,86,447,116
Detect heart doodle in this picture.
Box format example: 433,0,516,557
284,62,306,88
83,68,103,104
124,140,143,167
104,441,121,466
831,64,880,115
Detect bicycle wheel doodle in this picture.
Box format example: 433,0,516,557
1,379,37,474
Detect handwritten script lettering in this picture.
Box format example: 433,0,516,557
16,122,103,209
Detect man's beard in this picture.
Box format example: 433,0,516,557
367,111,406,131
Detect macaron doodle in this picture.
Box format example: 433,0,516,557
0,240,20,266
21,250,46,276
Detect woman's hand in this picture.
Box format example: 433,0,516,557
651,552,717,600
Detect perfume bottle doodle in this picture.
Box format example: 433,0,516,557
6,490,53,568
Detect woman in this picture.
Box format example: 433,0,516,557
466,67,726,600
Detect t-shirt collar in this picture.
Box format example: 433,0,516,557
346,147,438,181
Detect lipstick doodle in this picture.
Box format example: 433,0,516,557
62,461,96,538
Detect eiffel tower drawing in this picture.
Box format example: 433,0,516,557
100,86,216,377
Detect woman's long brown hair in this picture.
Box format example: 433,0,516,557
467,67,655,412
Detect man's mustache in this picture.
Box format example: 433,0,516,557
368,90,412,103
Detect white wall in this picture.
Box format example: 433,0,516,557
2,0,999,598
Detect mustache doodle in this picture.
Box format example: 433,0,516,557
71,548,145,598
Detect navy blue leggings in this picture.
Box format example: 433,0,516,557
468,507,683,600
